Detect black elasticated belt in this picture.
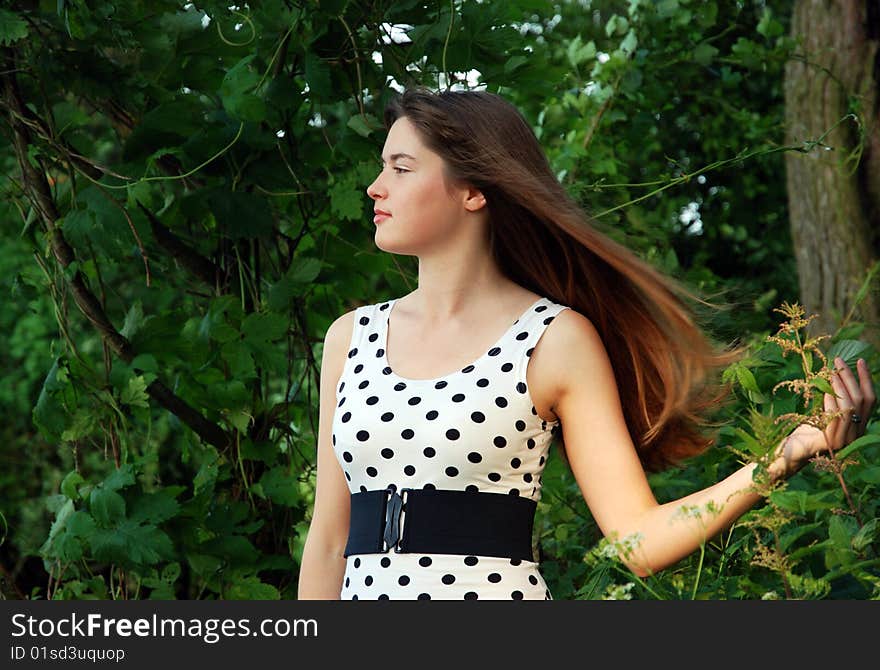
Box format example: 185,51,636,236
343,487,537,562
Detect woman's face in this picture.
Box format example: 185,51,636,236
366,116,472,256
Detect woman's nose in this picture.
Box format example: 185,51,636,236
366,172,384,199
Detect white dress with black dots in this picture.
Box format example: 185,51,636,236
332,295,570,600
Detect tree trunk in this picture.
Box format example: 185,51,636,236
784,0,880,349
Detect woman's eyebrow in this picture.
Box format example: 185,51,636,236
381,152,417,163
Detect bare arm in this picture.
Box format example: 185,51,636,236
297,311,356,599
547,310,875,578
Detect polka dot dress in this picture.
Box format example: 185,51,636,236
332,296,570,600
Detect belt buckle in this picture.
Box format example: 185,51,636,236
381,487,410,553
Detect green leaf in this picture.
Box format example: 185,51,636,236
566,35,596,67
90,488,126,526
242,312,288,343
827,339,871,368
61,471,86,500
813,377,834,395
735,366,760,393
836,433,880,460
90,520,174,566
221,340,257,379
328,174,364,222
0,9,29,46
828,515,858,551
852,518,879,553
121,375,150,408
66,510,97,539
226,575,280,600
129,491,182,525
104,464,136,491
257,466,300,507
693,43,718,66
346,113,381,138
304,52,333,99
33,359,70,443
120,301,146,339
39,498,74,557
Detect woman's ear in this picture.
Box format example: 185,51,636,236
463,187,487,212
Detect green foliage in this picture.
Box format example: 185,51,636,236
0,0,875,600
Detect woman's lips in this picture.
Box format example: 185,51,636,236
373,212,391,223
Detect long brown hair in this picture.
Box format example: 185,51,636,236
382,85,747,473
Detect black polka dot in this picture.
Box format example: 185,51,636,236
366,467,378,477
353,558,361,568
488,472,501,482
418,593,431,600
343,451,353,462
442,574,456,585
451,393,465,402
494,436,507,448
529,575,538,585
381,448,394,459
467,452,482,463
464,556,479,566
511,458,521,468
423,447,436,457
445,466,459,477
446,428,460,440
398,576,410,586
404,465,416,475
365,575,373,586
471,411,486,423
356,430,370,441
495,397,508,408
419,557,432,567
464,592,478,599
511,590,524,599
380,557,391,568
488,573,502,583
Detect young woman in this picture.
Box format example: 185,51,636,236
297,86,876,600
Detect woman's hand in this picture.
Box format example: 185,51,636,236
772,357,876,478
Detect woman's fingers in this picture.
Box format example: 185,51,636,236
825,374,851,451
856,358,876,416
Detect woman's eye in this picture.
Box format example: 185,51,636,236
393,167,407,174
